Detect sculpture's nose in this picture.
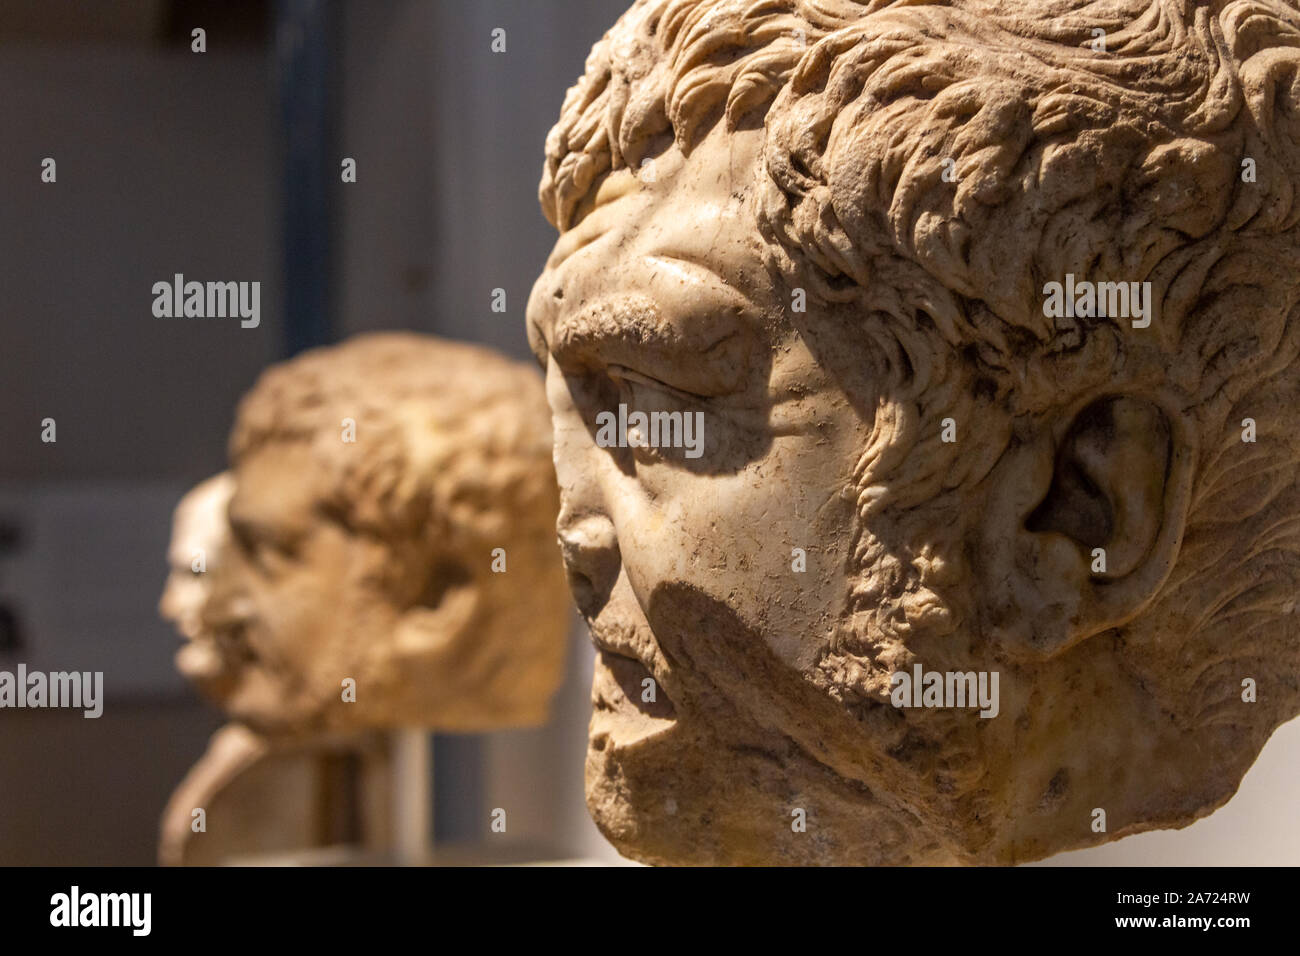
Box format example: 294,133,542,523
557,509,620,617
545,353,623,618
199,568,255,635
158,576,182,625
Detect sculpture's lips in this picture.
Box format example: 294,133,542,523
214,628,258,666
589,647,677,750
177,630,257,691
175,638,225,682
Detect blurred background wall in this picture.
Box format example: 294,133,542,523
0,0,627,865
0,0,1295,866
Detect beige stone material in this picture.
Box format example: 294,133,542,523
159,470,235,673
159,332,570,863
158,724,391,867
528,0,1300,864
175,332,569,735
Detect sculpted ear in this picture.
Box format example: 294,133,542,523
978,395,1194,659
392,567,479,666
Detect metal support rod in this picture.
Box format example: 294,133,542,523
390,729,432,865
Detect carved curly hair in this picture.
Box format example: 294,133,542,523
229,332,558,572
540,0,1300,823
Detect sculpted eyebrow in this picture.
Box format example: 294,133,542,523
552,293,753,395
229,510,302,550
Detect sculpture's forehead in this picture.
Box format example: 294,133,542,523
229,443,323,534
531,127,780,366
554,125,765,264
170,474,234,561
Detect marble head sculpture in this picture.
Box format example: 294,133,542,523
160,470,236,665
171,332,570,736
527,0,1300,864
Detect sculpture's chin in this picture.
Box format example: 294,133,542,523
580,583,980,864
175,639,226,685
584,697,960,866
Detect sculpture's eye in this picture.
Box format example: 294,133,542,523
230,518,300,576
605,365,706,468
563,362,620,420
607,364,706,404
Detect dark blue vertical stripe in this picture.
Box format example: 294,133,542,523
275,0,334,356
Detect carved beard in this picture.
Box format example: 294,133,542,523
580,577,956,865
805,490,1010,857
582,493,997,864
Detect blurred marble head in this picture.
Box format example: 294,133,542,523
161,471,236,675
163,332,570,736
529,0,1300,864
